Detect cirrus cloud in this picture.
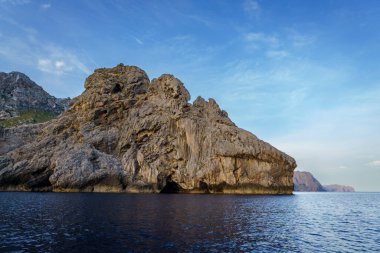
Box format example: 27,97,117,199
367,160,380,167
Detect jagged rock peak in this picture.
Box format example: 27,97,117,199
0,71,44,93
151,74,190,103
0,71,32,83
84,64,150,91
0,64,297,194
83,64,191,104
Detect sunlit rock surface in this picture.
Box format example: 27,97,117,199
0,64,296,193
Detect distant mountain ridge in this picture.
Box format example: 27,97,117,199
323,184,355,192
0,71,70,126
293,171,355,192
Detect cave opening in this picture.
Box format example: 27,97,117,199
160,177,182,193
111,83,122,93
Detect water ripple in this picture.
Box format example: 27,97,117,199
0,192,379,252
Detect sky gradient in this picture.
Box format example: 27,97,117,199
1,0,380,191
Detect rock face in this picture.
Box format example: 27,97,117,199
0,123,46,155
293,171,325,192
323,184,355,192
0,71,69,120
0,64,296,193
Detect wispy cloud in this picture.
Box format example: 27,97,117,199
0,0,30,5
266,50,289,59
41,3,51,10
367,160,380,167
172,7,213,28
286,29,315,48
172,35,193,41
43,46,91,75
184,14,213,27
0,16,37,35
243,0,260,17
0,17,91,76
38,59,73,75
244,32,278,46
241,28,317,59
132,36,143,45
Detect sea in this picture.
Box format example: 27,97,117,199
0,192,379,253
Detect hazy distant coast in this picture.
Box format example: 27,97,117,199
294,171,355,192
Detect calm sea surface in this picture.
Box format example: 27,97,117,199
0,192,379,253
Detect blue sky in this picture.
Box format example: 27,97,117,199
1,0,380,191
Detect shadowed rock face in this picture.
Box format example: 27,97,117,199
0,64,296,193
293,171,325,192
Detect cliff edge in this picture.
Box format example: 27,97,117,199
0,64,296,193
293,171,325,192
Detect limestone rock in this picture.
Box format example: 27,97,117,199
0,64,297,194
0,123,46,155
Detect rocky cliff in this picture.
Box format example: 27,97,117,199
0,64,296,193
293,171,325,192
294,171,355,192
0,71,69,125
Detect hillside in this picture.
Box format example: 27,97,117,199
0,71,69,127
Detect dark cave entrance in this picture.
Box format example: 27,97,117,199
111,83,122,93
160,176,182,193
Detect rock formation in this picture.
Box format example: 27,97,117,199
0,123,46,155
294,171,355,192
0,71,69,121
293,171,325,192
0,64,296,193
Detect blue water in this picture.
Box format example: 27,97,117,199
0,192,379,253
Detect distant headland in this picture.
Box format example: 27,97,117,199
293,171,355,192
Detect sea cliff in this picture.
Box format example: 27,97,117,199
0,64,296,193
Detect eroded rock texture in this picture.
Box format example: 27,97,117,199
0,64,296,193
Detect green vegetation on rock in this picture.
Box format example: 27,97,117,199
0,110,56,128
